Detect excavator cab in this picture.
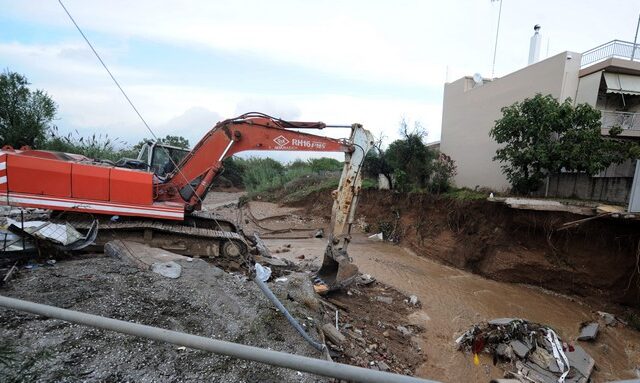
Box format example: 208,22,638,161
137,141,190,178
316,125,374,291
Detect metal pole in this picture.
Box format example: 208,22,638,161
491,0,503,78
0,295,438,383
632,13,640,60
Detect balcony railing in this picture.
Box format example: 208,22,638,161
601,110,640,131
581,40,640,68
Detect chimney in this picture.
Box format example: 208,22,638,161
528,24,541,65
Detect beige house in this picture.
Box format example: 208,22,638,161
440,40,640,194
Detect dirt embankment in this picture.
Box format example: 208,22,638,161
291,190,640,309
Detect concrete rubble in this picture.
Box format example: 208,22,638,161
577,322,599,341
456,318,595,383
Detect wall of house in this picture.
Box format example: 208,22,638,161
440,51,582,191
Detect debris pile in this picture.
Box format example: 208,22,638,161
318,282,425,375
456,318,594,383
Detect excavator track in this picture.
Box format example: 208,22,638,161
72,215,251,271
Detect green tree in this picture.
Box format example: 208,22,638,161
385,119,436,190
491,94,630,194
0,70,57,148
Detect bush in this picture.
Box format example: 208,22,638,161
429,152,457,193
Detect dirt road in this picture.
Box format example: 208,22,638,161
237,200,640,382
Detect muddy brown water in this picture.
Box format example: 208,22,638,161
266,235,640,382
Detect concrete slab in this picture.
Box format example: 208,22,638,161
489,318,517,326
566,344,595,379
509,339,531,359
577,322,599,341
104,240,189,270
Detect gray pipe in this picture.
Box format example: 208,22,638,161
0,295,438,383
253,275,325,352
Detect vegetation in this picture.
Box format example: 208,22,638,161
0,70,57,148
363,119,457,193
237,157,342,195
0,69,458,197
491,94,634,194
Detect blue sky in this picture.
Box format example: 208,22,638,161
1,0,639,161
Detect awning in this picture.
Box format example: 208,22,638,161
603,72,640,95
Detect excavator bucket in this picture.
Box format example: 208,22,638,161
316,124,374,291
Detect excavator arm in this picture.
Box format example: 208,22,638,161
157,113,361,211
158,112,374,290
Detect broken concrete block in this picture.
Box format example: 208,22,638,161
508,340,531,359
322,323,346,345
375,296,393,304
151,261,182,279
489,318,517,326
566,344,595,379
597,311,617,326
577,322,599,341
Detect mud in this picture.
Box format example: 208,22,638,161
246,190,640,382
292,189,640,308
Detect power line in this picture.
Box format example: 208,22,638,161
57,0,243,254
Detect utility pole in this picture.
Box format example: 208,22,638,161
632,13,640,60
491,0,503,78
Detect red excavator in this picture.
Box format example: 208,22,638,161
0,112,374,288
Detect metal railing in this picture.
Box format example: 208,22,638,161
581,40,640,67
601,110,640,131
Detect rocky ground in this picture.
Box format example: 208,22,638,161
0,256,329,383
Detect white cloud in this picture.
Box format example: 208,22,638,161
1,0,638,162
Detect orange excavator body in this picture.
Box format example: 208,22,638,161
0,113,361,221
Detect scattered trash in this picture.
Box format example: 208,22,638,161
176,346,186,351
408,295,419,306
110,215,120,222
314,229,324,238
6,218,98,251
45,259,57,266
254,263,272,282
577,322,599,341
275,277,288,283
368,233,383,241
456,318,594,382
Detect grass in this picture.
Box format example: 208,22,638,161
441,187,488,201
240,157,344,201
